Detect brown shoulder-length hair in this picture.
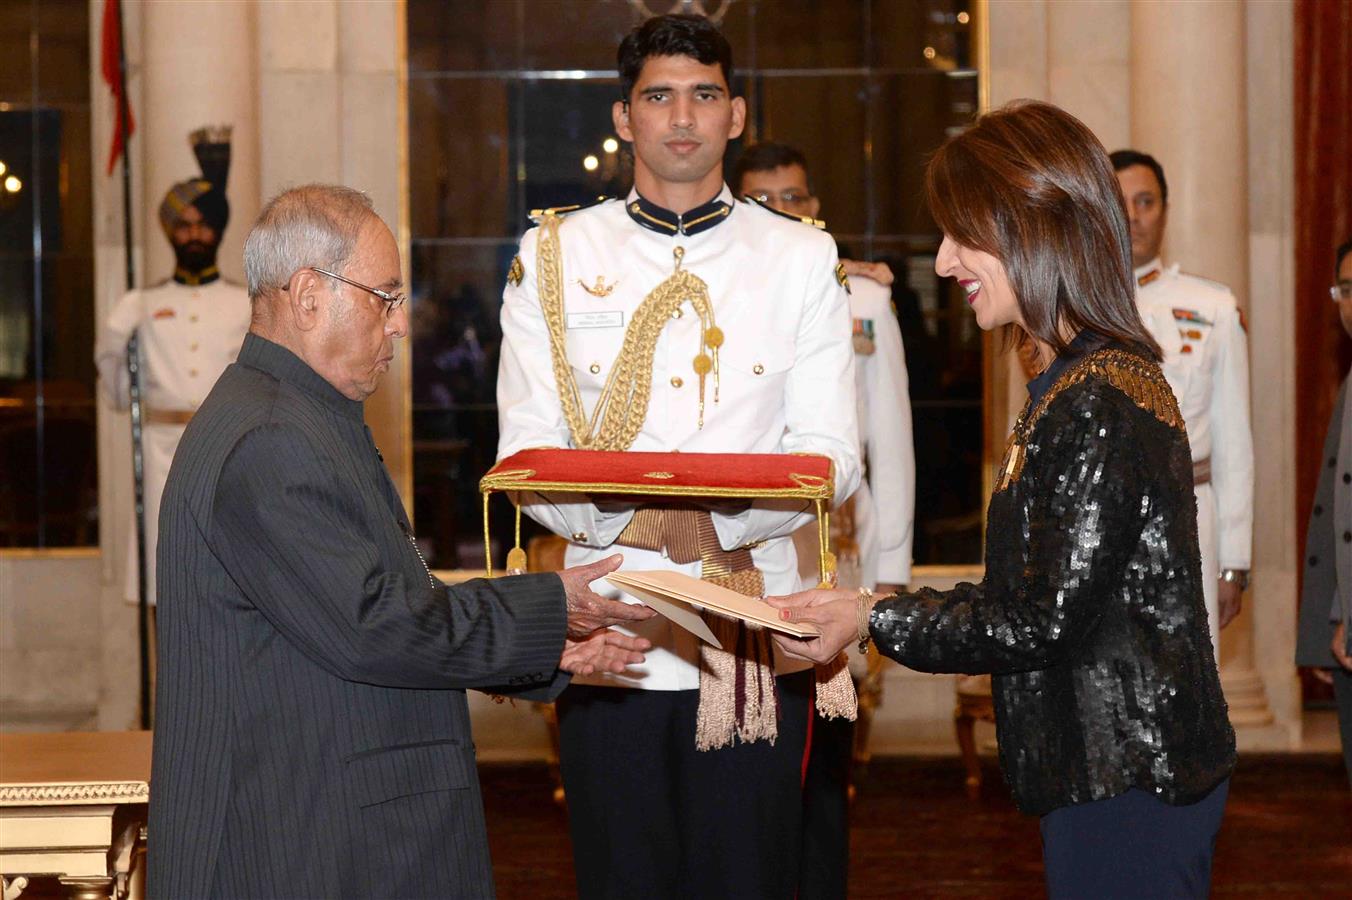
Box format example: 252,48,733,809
925,100,1161,361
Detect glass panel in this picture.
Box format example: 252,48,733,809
518,0,751,73
870,0,976,71
408,77,518,240
751,0,867,70
520,78,631,214
0,1,96,548
0,2,30,101
744,75,868,235
406,0,521,73
409,241,547,570
870,240,984,565
35,0,90,105
871,70,978,237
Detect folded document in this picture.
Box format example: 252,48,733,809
605,570,821,650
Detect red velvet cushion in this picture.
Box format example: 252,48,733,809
482,448,834,500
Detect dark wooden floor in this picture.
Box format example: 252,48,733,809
482,754,1351,899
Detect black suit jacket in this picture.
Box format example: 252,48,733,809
872,344,1235,816
148,334,568,898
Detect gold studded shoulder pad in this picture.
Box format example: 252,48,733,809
741,195,826,229
528,196,610,224
1033,348,1183,432
995,348,1183,493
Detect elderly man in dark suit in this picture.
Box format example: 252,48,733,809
148,184,654,898
1297,238,1352,786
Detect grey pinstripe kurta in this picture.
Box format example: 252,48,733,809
149,334,568,898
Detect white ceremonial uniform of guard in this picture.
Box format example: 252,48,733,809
844,275,914,589
793,273,914,580
498,186,861,691
1134,258,1254,656
95,277,251,604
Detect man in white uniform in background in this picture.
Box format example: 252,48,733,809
496,15,860,899
1113,149,1254,655
735,141,915,899
95,128,251,608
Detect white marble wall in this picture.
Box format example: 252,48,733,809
254,0,410,497
0,553,104,732
1242,0,1301,745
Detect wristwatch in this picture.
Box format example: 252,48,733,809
1220,569,1250,591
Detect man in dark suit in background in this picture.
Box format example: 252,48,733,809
148,184,654,898
1297,237,1352,786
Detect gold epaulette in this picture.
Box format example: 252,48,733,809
528,196,609,224
742,195,826,230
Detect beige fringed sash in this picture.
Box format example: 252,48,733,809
537,213,855,750
617,507,856,751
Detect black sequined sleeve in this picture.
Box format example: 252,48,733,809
871,392,1147,674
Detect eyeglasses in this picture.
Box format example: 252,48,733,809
1331,281,1352,302
745,190,814,210
311,266,407,318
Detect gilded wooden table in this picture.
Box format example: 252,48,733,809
0,731,151,900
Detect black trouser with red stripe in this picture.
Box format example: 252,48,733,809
799,710,853,899
556,671,813,900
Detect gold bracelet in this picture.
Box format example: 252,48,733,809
856,587,875,654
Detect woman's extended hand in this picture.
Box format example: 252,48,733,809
764,588,862,664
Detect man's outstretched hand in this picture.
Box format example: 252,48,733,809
560,629,651,676
557,554,657,639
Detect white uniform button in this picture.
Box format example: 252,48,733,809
753,363,765,375
670,376,683,388
672,308,683,319
572,531,587,542
589,363,601,375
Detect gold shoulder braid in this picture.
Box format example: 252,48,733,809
536,211,723,448
996,348,1184,493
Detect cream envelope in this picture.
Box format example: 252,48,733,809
606,569,821,650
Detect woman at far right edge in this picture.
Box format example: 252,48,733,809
768,99,1236,900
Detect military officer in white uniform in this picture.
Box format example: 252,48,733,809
496,15,860,899
95,130,251,606
733,141,915,598
733,140,914,900
1113,149,1254,655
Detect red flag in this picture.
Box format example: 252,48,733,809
101,0,135,175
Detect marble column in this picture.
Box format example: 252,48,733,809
1130,0,1272,730
255,0,409,500
140,0,260,284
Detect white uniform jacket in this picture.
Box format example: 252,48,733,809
497,186,861,690
848,276,915,588
95,277,252,603
1135,258,1253,645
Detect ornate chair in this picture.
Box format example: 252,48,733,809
526,534,570,805
954,673,995,798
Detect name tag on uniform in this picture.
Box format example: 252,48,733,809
567,311,624,330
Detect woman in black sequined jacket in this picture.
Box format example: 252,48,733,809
770,101,1235,899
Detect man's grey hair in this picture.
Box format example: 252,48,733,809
244,184,375,300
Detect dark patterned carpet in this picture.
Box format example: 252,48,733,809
482,754,1351,899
